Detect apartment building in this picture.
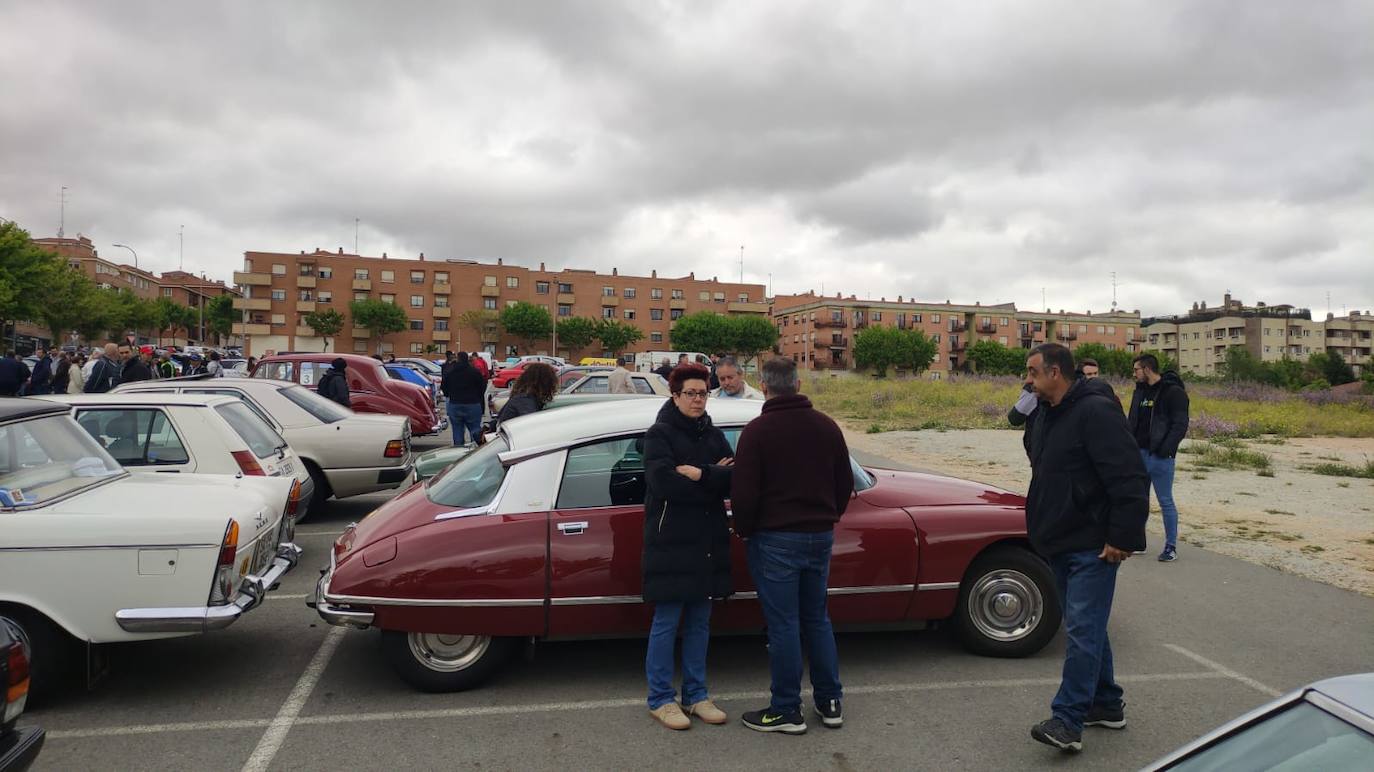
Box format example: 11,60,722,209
233,248,768,357
770,293,1142,377
1143,294,1373,376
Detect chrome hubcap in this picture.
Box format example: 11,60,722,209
407,632,491,673
967,569,1042,642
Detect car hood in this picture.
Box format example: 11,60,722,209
857,468,1024,509
338,482,444,560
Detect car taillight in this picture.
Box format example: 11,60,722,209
209,519,240,605
384,440,405,458
5,641,29,723
232,450,265,476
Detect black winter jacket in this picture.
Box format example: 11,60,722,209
317,368,351,407
1025,378,1149,557
494,393,542,428
441,363,486,404
641,399,734,603
1127,371,1190,458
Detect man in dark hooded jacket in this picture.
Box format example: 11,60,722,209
1023,343,1148,755
317,358,351,407
1127,354,1189,563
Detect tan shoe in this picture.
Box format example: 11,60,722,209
687,699,728,725
649,702,691,730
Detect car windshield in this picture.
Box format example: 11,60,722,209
278,385,352,424
0,415,124,508
405,359,441,374
426,436,509,510
215,402,287,458
1170,700,1374,771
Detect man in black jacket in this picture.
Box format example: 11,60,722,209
117,344,152,383
441,351,486,446
732,356,853,735
317,358,351,407
0,351,29,396
27,348,53,395
1023,343,1148,754
84,344,120,393
1128,354,1189,562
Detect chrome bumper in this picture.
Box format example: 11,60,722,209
115,543,303,634
309,559,375,630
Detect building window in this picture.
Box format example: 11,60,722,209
623,309,636,320
484,275,497,287
379,342,393,354
672,289,685,300
410,342,425,354
319,267,332,279
162,288,173,297
504,300,517,309
410,271,425,284
1107,326,1115,334
271,289,286,301
650,309,663,321
831,311,843,322
434,271,448,284
1000,317,1009,326
435,320,449,331
697,291,709,301
298,290,314,301
558,304,572,316
650,331,663,342
354,268,369,280
738,293,749,302
670,308,684,320
932,314,941,323
352,340,367,353
381,270,394,283
932,334,941,343
912,313,922,323
410,295,424,307
318,291,332,303
271,314,286,327
558,282,574,294
1096,325,1106,334
353,292,369,302
624,287,636,299
999,336,1008,345
651,288,663,300
713,292,725,302
483,298,497,310
434,296,448,308
409,319,424,331
603,286,615,297
506,276,519,288
381,294,395,304
272,264,287,275
536,281,550,294
602,307,614,319
872,312,882,322
1077,325,1087,333
299,264,316,276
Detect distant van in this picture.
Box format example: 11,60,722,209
579,357,618,367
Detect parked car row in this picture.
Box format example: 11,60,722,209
251,353,445,439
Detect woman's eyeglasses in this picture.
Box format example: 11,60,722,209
676,390,710,400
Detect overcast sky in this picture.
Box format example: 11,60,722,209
2,1,1370,318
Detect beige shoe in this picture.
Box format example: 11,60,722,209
687,699,728,725
649,702,691,730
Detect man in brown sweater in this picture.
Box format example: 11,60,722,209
732,357,854,735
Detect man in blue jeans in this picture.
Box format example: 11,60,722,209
1128,354,1190,562
731,357,854,735
440,351,487,446
1023,343,1149,753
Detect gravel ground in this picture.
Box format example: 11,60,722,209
843,426,1374,597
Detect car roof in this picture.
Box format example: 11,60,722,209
1310,673,1374,717
117,378,295,393
38,393,242,408
0,399,70,423
500,396,763,453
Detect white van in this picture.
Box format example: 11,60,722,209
633,351,712,372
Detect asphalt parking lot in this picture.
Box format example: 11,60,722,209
19,436,1374,771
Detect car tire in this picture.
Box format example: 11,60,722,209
304,462,331,520
381,630,517,693
953,547,1061,658
0,606,74,703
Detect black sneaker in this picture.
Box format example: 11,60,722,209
1158,546,1178,562
742,708,807,735
815,698,843,728
1084,702,1125,729
1031,717,1082,753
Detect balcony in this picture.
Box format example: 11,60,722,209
815,319,846,329
296,300,316,313
294,326,317,338
976,323,997,334
352,279,371,291
296,276,316,289
351,327,370,338
233,271,272,286
480,285,501,298
950,341,967,352
727,301,769,314
949,322,967,333
600,295,620,307
828,338,849,349
1057,331,1078,341
431,330,450,342
853,321,868,330
480,328,500,343
668,298,688,310
231,323,270,336
432,306,451,318
558,293,577,305
432,282,451,294
233,297,272,311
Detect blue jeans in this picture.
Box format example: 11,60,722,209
747,530,842,713
645,599,712,709
447,402,483,446
1140,449,1179,549
1050,549,1124,732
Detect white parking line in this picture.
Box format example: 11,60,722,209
240,626,346,772
293,529,343,537
46,669,1226,740
1164,644,1282,698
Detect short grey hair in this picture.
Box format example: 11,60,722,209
715,354,740,373
760,356,799,397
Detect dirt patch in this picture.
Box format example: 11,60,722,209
843,426,1374,597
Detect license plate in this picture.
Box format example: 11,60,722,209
280,462,293,475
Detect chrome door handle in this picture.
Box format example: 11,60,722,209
557,521,589,536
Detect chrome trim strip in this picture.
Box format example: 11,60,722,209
551,595,643,606
828,584,915,596
917,582,960,591
116,542,302,633
0,543,218,552
1305,691,1374,734
323,583,925,611
323,592,545,608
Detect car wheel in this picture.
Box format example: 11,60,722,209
953,547,1061,658
304,462,331,520
381,630,517,692
0,606,74,703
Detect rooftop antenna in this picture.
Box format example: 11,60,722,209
1327,291,1331,315
739,245,744,284
1041,287,1046,311
1111,271,1118,311
354,218,360,255
58,186,68,237
179,225,184,270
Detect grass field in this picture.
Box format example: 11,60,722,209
804,374,1374,438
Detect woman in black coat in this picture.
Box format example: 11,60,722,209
641,363,734,731
493,363,557,429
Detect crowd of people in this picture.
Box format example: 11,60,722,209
0,343,238,397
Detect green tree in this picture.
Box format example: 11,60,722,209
455,309,500,351
499,301,553,352
174,304,201,344
1319,350,1356,386
0,221,61,348
555,316,600,358
669,312,732,354
905,329,938,374
151,297,184,345
852,325,907,377
596,319,643,354
967,339,1029,376
206,294,235,343
37,264,98,346
349,299,408,352
725,315,780,364
1137,349,1179,375
1069,342,1136,378
303,307,346,350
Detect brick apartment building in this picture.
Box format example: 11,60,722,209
233,248,769,358
1144,294,1373,377
771,292,1144,377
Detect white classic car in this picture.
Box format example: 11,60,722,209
0,400,301,697
42,393,314,513
113,378,413,515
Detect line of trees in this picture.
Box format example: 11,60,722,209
964,340,1179,378
0,220,233,349
1217,346,1356,390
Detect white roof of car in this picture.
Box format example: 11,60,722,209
37,393,242,408
499,397,763,454
115,378,298,394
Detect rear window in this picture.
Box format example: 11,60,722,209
215,402,286,458
279,385,351,424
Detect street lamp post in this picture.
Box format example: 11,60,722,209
111,243,137,269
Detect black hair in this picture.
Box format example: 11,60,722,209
1028,343,1075,380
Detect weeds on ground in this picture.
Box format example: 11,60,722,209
1264,509,1296,516
1307,459,1374,479
1180,442,1273,474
